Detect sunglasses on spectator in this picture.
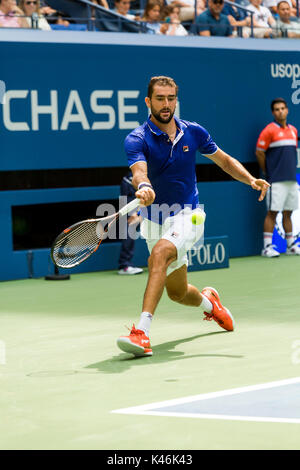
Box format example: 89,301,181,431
212,0,224,4
25,1,37,4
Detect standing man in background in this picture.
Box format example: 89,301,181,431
118,172,143,275
256,98,300,257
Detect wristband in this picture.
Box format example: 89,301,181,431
138,182,153,190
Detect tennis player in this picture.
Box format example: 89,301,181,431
117,76,270,357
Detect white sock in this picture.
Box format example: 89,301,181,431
286,232,294,248
263,232,273,248
137,312,153,337
200,295,213,313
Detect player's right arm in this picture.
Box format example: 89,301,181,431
131,161,156,207
125,133,155,207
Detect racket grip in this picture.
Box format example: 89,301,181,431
119,198,140,217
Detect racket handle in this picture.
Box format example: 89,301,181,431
119,198,140,217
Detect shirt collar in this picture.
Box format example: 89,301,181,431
274,120,289,129
147,115,185,135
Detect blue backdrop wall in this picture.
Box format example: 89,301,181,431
1,30,300,280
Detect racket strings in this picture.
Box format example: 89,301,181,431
52,221,101,267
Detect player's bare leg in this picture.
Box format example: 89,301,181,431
142,239,177,315
165,265,202,306
117,239,234,357
117,239,177,356
165,264,234,331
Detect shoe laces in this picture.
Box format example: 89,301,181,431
203,312,213,321
266,243,278,251
126,324,143,335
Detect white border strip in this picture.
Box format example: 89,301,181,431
112,377,300,424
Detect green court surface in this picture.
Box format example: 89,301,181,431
1,256,300,450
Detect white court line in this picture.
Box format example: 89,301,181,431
111,377,300,424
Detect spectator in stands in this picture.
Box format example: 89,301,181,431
20,0,51,29
245,0,276,37
273,0,300,36
222,0,252,36
114,0,135,19
236,0,250,6
0,0,28,26
262,0,277,14
86,0,109,21
195,0,233,36
160,4,188,35
94,0,109,9
195,0,207,16
141,0,163,33
165,0,206,22
263,0,297,15
39,4,56,16
290,0,299,16
52,12,70,26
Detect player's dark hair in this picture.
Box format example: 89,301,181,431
271,98,287,111
147,76,178,98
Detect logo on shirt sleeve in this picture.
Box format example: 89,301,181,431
259,140,265,146
183,146,189,152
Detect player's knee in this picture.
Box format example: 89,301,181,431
167,287,187,303
148,244,176,269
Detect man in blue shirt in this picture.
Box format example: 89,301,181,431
118,172,144,275
196,0,233,36
117,75,269,357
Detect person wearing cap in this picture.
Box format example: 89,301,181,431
274,0,300,37
195,0,233,36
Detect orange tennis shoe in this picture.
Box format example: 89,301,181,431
201,287,235,331
117,324,153,356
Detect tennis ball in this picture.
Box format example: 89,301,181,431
191,212,205,225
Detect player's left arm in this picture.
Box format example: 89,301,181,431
205,147,270,201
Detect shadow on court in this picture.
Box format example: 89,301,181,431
85,331,243,374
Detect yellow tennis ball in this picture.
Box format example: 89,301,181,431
191,212,205,225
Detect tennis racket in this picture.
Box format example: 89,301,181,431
51,198,140,269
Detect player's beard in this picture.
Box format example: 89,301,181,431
151,106,175,124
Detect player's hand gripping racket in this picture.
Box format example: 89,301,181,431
51,198,140,269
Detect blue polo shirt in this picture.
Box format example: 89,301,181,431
222,4,246,21
124,116,218,223
196,10,233,36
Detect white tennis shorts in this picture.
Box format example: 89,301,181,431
141,207,205,276
266,181,299,212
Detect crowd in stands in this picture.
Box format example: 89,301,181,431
0,0,299,38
